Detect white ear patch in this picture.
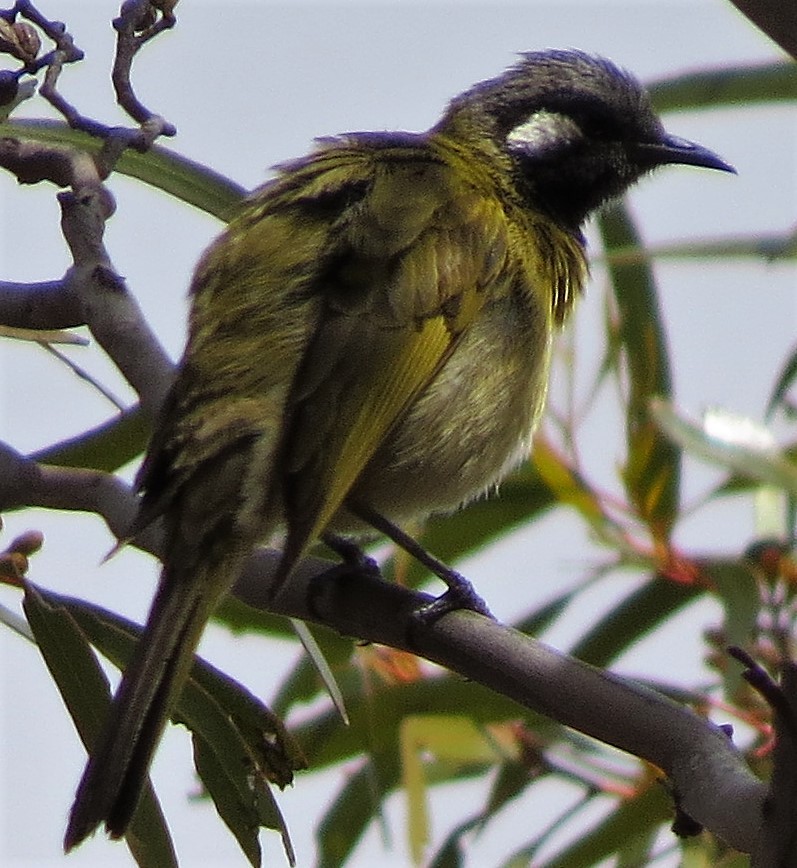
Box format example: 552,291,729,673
506,110,582,158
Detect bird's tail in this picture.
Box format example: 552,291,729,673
63,548,245,851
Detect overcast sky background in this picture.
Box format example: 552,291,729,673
0,1,794,866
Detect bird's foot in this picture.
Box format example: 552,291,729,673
413,566,492,623
322,533,382,581
346,500,493,622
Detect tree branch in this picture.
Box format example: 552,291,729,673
0,441,142,542
727,0,797,60
57,187,175,417
234,558,767,855
0,278,83,330
0,436,767,853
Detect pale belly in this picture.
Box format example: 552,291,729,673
347,290,552,523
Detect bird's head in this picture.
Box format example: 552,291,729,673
436,49,734,232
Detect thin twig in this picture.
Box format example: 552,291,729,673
39,342,127,411
0,324,87,344
111,0,177,134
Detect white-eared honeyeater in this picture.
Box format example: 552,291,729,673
65,49,733,848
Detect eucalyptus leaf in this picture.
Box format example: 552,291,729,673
651,399,797,495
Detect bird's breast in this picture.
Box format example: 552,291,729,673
350,284,552,522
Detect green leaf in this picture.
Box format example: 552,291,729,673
399,715,517,863
767,343,797,419
64,593,304,779
26,586,303,865
616,819,660,868
294,675,533,772
604,228,797,265
499,791,596,868
701,559,760,699
485,758,546,819
22,583,177,868
599,202,680,540
428,815,479,868
216,593,299,638
542,784,671,868
0,119,246,221
651,400,797,495
290,617,349,724
31,405,150,471
512,584,581,637
650,61,797,111
193,731,297,868
193,734,262,868
268,625,354,719
531,435,626,550
571,574,701,668
316,753,399,868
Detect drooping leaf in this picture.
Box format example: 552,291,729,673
268,624,354,719
290,617,349,724
193,734,262,868
22,583,177,868
31,405,150,471
651,399,797,496
485,756,547,819
700,559,760,699
571,574,701,668
650,61,797,112
428,815,480,868
193,731,297,868
0,119,245,221
766,343,797,419
399,715,518,863
599,202,680,541
531,434,625,549
25,585,303,866
541,782,671,868
316,753,399,868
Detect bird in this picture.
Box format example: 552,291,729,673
64,48,733,850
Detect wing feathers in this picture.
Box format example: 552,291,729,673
276,151,511,574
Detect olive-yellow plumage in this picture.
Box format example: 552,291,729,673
65,49,732,849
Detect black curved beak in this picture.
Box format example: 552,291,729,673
637,134,736,174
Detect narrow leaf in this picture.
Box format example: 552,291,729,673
542,784,671,868
604,229,797,264
599,203,679,540
701,559,760,698
428,815,479,868
31,405,150,471
571,575,701,668
290,617,349,724
27,586,303,864
766,343,797,419
22,583,176,867
651,400,797,495
316,753,399,868
0,324,89,344
193,734,261,868
650,62,797,112
399,716,517,863
531,435,612,531
0,119,246,221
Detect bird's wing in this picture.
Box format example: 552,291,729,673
276,147,509,576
